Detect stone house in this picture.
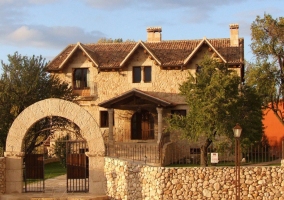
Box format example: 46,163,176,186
46,24,244,165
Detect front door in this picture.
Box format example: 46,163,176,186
131,109,154,140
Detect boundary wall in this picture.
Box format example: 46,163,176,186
105,157,284,200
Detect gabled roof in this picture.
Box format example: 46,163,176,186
98,88,174,109
47,38,244,71
120,41,161,67
183,37,226,65
52,42,99,70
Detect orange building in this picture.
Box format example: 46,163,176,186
263,102,284,146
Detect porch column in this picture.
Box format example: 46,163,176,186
108,108,114,142
156,107,163,143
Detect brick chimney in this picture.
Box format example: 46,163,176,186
147,27,162,42
229,24,239,47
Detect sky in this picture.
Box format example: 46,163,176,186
0,0,283,66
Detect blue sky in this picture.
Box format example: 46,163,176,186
0,0,283,65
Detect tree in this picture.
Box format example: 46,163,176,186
97,37,135,43
0,52,76,152
247,14,284,124
167,57,263,166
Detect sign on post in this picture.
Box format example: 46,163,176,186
211,153,219,164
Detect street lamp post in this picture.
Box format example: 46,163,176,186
233,123,242,200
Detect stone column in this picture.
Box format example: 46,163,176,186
108,108,114,142
4,151,25,193
156,107,163,144
85,152,106,195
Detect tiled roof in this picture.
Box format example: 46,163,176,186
47,38,244,71
98,88,174,108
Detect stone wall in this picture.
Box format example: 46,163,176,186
105,157,284,200
0,157,5,194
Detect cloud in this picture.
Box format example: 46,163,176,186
0,0,59,6
83,0,248,24
1,25,105,49
0,0,61,25
83,0,248,10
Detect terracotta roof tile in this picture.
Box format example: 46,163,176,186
48,44,75,70
47,38,244,71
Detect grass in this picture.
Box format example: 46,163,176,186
44,161,66,179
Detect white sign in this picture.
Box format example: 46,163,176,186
211,153,219,163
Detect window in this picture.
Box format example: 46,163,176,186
195,64,202,73
171,110,186,116
132,66,152,83
133,67,141,83
100,111,114,128
73,68,89,89
144,66,152,82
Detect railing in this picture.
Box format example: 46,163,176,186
165,141,284,166
105,137,284,166
72,81,96,97
243,143,282,164
106,142,160,164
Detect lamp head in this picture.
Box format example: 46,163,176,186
233,123,242,138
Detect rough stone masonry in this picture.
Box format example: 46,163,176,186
105,157,284,200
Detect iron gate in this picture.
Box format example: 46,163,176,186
23,146,45,192
66,140,89,192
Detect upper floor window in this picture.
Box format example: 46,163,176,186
133,66,152,83
73,68,89,89
144,66,152,83
133,67,141,83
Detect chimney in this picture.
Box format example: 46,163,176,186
229,24,239,47
147,27,162,42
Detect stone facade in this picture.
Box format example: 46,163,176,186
53,45,242,144
54,48,196,142
105,157,284,200
0,157,5,194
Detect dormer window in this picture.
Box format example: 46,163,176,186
133,66,152,83
73,68,89,89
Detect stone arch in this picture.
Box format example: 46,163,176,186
5,98,105,195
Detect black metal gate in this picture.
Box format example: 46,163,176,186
23,146,45,192
66,140,89,192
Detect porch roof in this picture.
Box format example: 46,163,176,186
98,88,174,109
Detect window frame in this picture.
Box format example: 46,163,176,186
133,66,141,83
132,66,152,83
100,110,114,128
73,68,89,89
144,66,152,83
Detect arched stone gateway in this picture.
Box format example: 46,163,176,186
4,98,106,195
